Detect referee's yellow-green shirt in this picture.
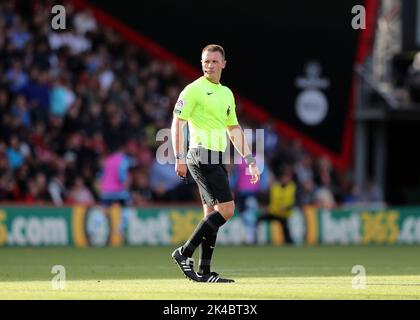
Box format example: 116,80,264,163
173,76,238,152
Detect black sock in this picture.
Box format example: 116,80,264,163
181,211,226,258
199,230,218,275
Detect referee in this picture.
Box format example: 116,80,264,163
171,44,260,283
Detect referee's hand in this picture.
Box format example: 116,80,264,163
249,163,260,184
175,162,188,178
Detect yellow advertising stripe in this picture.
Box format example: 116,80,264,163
387,210,400,244
0,210,7,246
72,206,87,248
170,210,202,245
304,206,318,245
270,220,284,246
109,204,123,247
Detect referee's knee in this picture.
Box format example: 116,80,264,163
215,201,235,221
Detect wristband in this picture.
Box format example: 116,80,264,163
175,153,186,160
244,154,256,165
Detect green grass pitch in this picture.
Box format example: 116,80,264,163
0,245,419,299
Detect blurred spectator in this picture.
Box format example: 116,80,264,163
6,135,25,171
14,163,30,200
50,76,76,117
98,61,115,93
74,9,97,35
6,59,29,94
34,172,50,202
314,156,339,201
10,94,30,128
23,68,50,123
48,171,67,206
99,140,136,207
24,172,50,203
406,52,420,104
48,29,91,55
231,156,269,244
23,178,39,203
269,139,295,176
359,180,385,207
8,15,31,49
257,164,297,244
103,107,126,152
149,158,192,201
0,144,11,176
0,145,13,200
294,152,314,185
31,39,51,70
262,120,280,159
135,136,154,169
68,175,96,206
298,178,316,206
130,169,153,206
0,175,12,200
290,140,305,163
314,187,336,210
0,88,10,117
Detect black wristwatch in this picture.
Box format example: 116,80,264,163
244,154,256,165
175,153,186,160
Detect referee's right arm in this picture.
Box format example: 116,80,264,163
171,116,188,178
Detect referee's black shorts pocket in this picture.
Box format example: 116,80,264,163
187,162,232,206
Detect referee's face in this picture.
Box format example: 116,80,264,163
201,50,226,84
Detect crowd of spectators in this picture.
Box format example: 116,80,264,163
0,0,385,211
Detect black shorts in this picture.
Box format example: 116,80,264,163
186,147,233,206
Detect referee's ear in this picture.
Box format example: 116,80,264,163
222,59,227,69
